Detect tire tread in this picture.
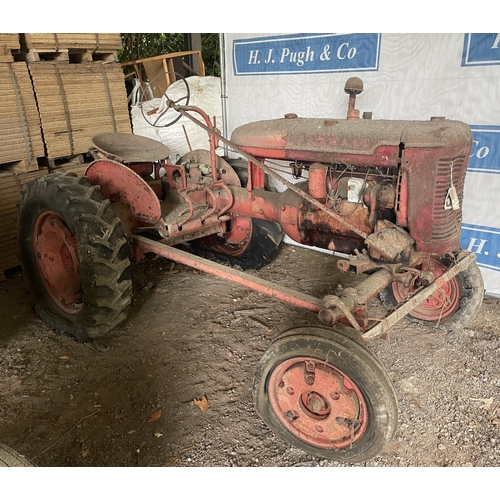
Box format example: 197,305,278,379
253,326,398,463
18,173,133,341
0,444,34,467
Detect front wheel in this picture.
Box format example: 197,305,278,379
380,254,484,330
18,173,133,342
0,444,34,467
253,326,398,463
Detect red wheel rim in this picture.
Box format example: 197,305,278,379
33,211,83,315
268,357,368,449
209,216,252,257
391,258,461,321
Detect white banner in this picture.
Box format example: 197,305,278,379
222,33,500,295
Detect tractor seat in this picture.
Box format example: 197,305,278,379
91,133,171,163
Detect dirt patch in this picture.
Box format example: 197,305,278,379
1,244,499,467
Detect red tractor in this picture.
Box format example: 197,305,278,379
17,77,484,463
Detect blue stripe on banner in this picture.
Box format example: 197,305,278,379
468,126,500,174
232,33,381,76
461,224,500,271
462,33,500,67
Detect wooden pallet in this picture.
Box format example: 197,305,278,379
28,62,131,159
0,62,45,171
0,33,20,50
0,157,40,173
23,48,70,63
22,48,118,64
0,169,49,274
42,153,85,170
0,33,20,63
21,33,122,52
48,162,90,176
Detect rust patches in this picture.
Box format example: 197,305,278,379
86,159,162,225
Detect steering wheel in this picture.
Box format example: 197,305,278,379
137,71,190,128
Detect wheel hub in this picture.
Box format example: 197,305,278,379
392,258,461,321
34,211,83,315
300,391,331,419
269,357,367,449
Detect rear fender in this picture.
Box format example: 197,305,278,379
85,159,162,225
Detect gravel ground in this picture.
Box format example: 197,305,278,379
0,243,499,472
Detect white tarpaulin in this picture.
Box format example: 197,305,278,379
222,33,500,296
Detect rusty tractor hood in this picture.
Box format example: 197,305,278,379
230,117,473,167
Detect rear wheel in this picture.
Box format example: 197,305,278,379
380,254,484,330
18,173,133,342
223,157,276,191
187,156,284,270
192,217,284,270
253,326,398,463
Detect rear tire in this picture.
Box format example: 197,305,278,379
18,173,133,342
253,326,398,463
224,157,275,191
192,218,284,270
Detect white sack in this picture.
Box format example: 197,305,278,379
131,76,223,161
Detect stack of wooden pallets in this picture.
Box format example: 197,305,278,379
21,33,122,63
28,62,131,163
0,33,20,62
0,169,49,275
22,33,130,167
0,61,45,172
0,33,130,276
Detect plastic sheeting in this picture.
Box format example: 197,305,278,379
130,75,223,161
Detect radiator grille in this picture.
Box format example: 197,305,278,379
431,156,465,241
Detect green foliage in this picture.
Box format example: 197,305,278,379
201,33,221,77
119,33,220,77
119,34,185,63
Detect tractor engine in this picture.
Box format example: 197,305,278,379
230,78,472,265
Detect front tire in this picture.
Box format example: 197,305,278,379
18,173,133,342
253,326,398,463
0,444,34,467
380,254,484,330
